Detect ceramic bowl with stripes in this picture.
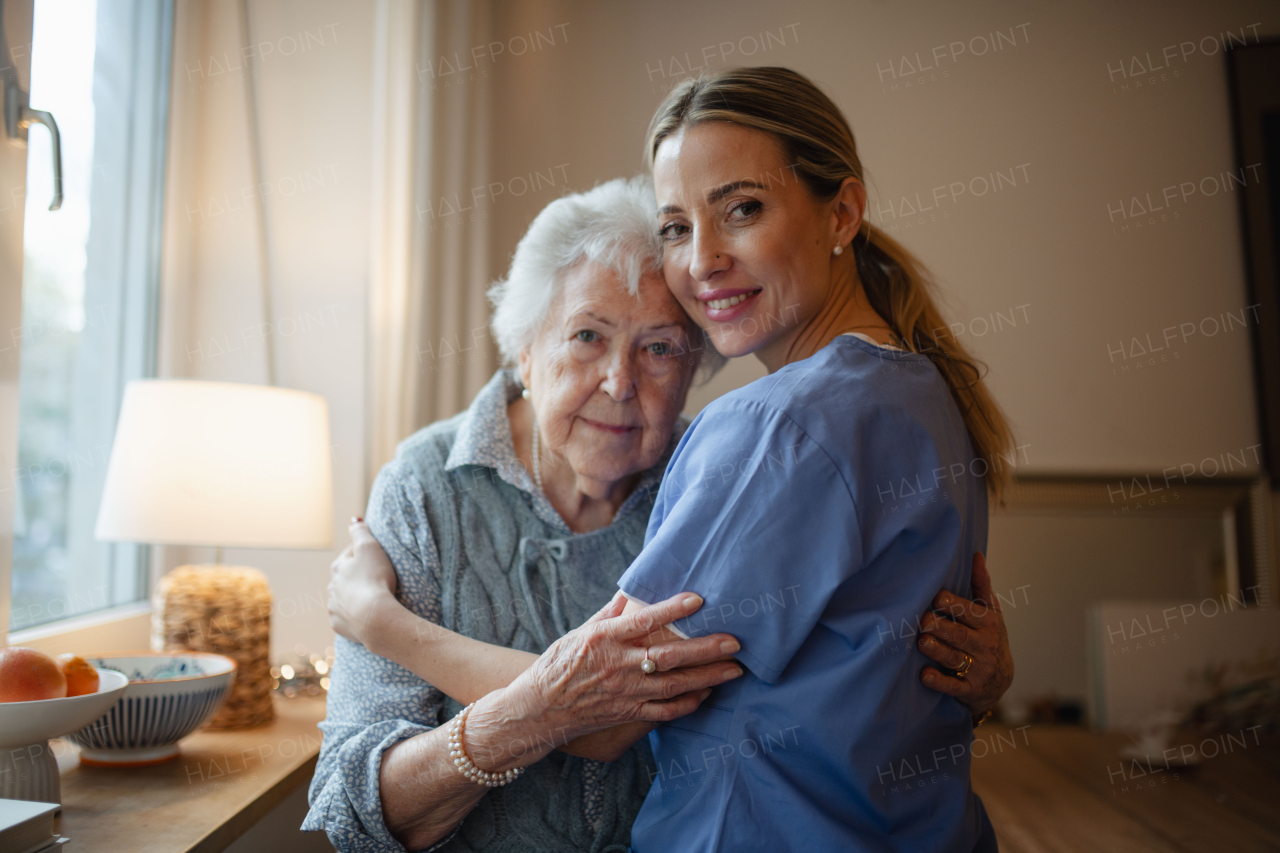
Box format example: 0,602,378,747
67,651,237,766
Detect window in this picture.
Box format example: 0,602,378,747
6,0,173,632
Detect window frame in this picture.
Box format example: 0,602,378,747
4,0,174,645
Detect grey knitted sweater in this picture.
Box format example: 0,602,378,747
307,370,673,852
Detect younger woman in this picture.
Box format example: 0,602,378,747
613,67,1012,851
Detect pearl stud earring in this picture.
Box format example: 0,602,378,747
521,388,531,400
833,244,844,256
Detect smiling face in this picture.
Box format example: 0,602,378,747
653,121,867,365
518,261,698,491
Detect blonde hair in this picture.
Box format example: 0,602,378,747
646,67,1015,499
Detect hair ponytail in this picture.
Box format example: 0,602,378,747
855,224,1016,498
647,67,1016,499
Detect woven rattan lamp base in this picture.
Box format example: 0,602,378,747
152,565,275,729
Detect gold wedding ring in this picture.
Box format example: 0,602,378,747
954,652,973,678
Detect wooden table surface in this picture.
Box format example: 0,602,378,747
972,724,1280,852
54,695,327,853
45,708,1278,852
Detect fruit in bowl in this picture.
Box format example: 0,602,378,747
57,654,101,697
0,657,130,803
0,647,67,702
0,653,129,742
0,648,105,704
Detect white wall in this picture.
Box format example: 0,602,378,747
157,0,1278,694
484,0,1272,476
476,0,1277,711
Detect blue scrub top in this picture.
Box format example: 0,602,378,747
618,335,989,853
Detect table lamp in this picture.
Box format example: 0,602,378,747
95,379,333,728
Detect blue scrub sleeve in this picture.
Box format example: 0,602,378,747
617,400,862,683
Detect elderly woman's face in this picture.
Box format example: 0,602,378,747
520,262,697,489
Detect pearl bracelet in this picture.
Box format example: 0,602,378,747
448,702,525,788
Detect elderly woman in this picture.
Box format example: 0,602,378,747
305,177,1013,852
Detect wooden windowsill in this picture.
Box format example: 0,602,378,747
54,694,327,853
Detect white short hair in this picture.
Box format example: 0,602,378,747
488,175,725,377
489,176,663,363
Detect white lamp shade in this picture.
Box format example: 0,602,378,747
95,380,334,549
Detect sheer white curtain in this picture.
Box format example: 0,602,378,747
160,0,504,495
367,0,500,485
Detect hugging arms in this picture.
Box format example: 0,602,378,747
322,517,1012,849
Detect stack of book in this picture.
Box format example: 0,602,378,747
0,799,68,852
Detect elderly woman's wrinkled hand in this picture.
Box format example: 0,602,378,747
328,518,399,647
501,592,744,740
917,553,1014,717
